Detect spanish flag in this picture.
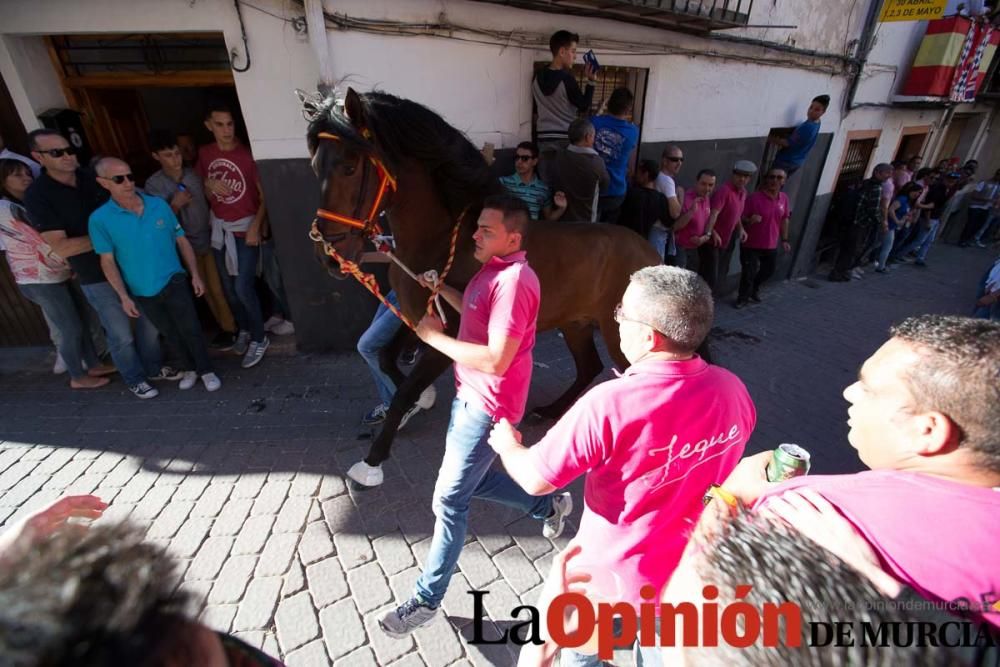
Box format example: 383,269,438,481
901,15,998,98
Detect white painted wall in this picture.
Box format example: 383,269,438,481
0,0,981,197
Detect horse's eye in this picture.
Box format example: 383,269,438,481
343,165,357,176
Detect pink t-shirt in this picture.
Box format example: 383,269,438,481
675,190,712,249
454,251,540,423
529,357,757,607
196,143,261,222
756,471,1000,628
742,190,790,250
710,181,747,247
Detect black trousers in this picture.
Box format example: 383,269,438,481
960,208,990,244
697,243,719,291
136,273,213,375
832,225,867,277
738,247,777,301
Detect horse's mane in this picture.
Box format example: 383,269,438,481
307,91,502,220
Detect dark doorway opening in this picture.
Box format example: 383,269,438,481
814,136,879,270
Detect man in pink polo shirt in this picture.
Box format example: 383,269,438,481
736,166,791,309
673,169,716,273
489,265,756,665
717,315,1000,630
704,160,756,292
378,194,570,638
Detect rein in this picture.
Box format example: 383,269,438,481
310,130,463,331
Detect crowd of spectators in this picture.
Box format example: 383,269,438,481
0,102,297,398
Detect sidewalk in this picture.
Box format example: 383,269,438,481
0,243,993,666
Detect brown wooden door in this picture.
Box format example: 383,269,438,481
81,88,156,183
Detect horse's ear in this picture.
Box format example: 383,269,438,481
344,88,365,130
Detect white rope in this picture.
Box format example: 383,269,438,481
376,236,448,326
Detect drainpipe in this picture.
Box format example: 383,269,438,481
845,0,886,115
304,0,335,92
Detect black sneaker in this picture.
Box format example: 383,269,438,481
734,299,748,310
749,294,762,304
210,332,237,351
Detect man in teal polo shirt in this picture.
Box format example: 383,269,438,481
89,157,221,392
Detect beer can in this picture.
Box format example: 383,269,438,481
766,443,811,482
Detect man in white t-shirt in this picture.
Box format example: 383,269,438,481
652,145,684,263
960,169,1000,247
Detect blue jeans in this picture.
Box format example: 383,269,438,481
973,267,1000,320
899,218,940,262
19,281,101,380
80,281,162,385
876,228,895,270
357,290,402,406
561,617,663,667
648,226,672,263
975,214,999,243
214,238,265,342
415,398,554,607
261,239,291,320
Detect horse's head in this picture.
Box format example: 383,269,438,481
306,88,396,278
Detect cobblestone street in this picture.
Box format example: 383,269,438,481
0,244,993,666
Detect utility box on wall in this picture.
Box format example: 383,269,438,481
38,108,93,166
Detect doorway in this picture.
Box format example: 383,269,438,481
894,130,929,164
814,133,880,269
45,33,244,185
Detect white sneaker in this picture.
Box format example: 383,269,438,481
201,372,222,392
53,354,67,375
179,371,198,390
129,381,159,400
263,315,284,332
347,460,383,488
271,320,295,336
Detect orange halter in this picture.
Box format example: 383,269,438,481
309,129,462,333
313,131,397,239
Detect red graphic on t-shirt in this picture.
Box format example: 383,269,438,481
206,158,247,206
196,143,260,222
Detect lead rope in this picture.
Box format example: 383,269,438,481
310,213,464,332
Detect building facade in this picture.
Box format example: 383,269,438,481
0,0,996,349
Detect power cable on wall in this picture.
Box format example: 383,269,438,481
231,0,252,72
235,0,853,77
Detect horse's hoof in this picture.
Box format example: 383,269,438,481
347,460,383,489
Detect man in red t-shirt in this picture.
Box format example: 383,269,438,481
704,160,756,292
197,103,269,369
736,167,791,308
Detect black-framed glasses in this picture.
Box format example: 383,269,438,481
665,156,684,163
613,302,662,335
37,147,76,158
514,154,535,162
101,173,135,184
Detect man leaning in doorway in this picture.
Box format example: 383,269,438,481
145,129,237,350
198,102,269,369
532,30,596,180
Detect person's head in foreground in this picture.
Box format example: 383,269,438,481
0,521,279,666
659,507,966,666
842,315,1000,481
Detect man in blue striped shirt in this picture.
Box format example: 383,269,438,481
498,141,566,221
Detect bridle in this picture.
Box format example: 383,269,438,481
308,128,463,332
311,131,397,240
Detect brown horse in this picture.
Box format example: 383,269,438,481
306,88,661,487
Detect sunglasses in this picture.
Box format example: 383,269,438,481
37,147,76,158
101,173,135,185
665,156,684,163
765,174,786,180
514,154,535,162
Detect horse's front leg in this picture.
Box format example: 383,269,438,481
347,345,453,489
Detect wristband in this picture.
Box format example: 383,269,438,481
702,484,738,508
